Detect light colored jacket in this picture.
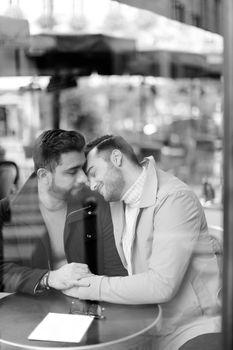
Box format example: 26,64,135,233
72,157,222,349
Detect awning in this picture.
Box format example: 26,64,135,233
26,33,222,79
126,50,222,78
27,33,136,76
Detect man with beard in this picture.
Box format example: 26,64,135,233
63,135,222,350
0,130,126,295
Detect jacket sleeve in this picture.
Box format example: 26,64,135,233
66,190,204,304
0,199,48,294
1,261,48,294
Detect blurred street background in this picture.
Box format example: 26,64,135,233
0,0,223,225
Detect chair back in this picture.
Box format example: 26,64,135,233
0,161,19,199
208,224,223,307
208,224,223,252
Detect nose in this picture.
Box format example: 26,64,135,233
89,178,97,191
75,169,88,186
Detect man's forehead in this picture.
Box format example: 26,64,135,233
59,151,85,166
87,148,98,164
87,148,106,172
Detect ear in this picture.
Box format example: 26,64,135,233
110,149,122,167
37,168,51,185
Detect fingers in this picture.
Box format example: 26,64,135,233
74,263,88,268
69,263,90,274
48,263,92,290
73,280,90,287
74,264,88,270
62,288,74,297
76,271,93,279
63,280,90,290
59,263,89,272
71,263,88,269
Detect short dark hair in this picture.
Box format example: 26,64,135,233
33,129,85,172
86,135,140,165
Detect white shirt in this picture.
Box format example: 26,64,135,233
121,166,146,274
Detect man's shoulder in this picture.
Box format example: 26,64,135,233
156,167,194,201
11,173,38,207
144,156,190,196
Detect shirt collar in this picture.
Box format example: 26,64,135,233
121,166,146,206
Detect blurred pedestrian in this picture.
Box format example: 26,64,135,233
0,145,19,199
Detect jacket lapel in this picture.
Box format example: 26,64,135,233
64,189,87,247
109,157,160,269
139,156,159,209
110,201,127,268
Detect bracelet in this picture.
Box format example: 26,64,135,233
45,271,50,290
40,271,50,290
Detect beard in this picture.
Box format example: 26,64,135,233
103,167,125,202
49,178,85,201
49,178,72,200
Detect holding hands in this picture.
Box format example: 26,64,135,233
48,263,93,290
62,273,103,301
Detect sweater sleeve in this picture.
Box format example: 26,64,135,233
0,198,48,294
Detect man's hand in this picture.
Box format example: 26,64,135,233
62,285,81,298
62,275,103,301
48,263,93,290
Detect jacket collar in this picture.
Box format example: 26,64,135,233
66,186,96,224
138,156,158,208
110,156,159,267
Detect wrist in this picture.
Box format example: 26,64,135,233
40,271,50,290
47,270,55,289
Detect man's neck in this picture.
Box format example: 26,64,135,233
121,165,143,199
38,182,66,211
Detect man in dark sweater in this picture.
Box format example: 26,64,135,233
0,129,126,295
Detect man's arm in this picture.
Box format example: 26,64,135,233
63,190,203,303
1,259,91,294
0,261,48,294
0,197,47,294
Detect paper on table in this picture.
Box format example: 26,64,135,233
28,312,94,343
0,292,13,300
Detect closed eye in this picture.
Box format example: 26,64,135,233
87,167,96,179
66,167,80,175
69,170,78,175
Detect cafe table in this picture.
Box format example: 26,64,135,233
0,290,162,350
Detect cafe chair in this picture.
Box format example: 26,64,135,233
0,161,19,200
208,224,223,309
208,224,223,273
208,224,223,253
179,226,223,350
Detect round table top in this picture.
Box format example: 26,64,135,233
0,290,161,349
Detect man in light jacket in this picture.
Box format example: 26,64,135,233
63,134,222,350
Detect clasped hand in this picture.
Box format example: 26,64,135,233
48,263,92,290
